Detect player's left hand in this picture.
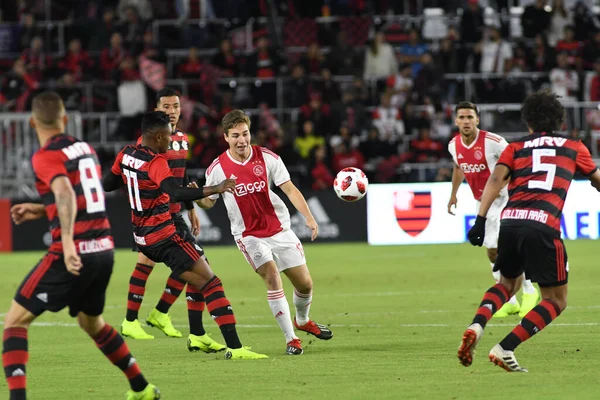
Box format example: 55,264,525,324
306,216,319,241
467,215,486,247
188,209,200,236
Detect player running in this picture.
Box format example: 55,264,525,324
458,89,600,372
5,92,159,400
103,111,267,360
194,109,333,356
120,88,225,354
448,101,539,317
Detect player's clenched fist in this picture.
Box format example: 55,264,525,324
216,178,236,194
467,215,486,246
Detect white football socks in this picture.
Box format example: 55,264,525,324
293,289,312,326
267,289,297,342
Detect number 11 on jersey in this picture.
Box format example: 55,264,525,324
123,169,143,211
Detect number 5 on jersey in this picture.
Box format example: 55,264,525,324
124,169,143,211
529,149,556,191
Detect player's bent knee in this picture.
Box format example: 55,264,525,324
3,301,36,329
180,259,215,289
77,313,106,336
137,252,156,267
499,275,522,296
540,286,568,312
285,266,313,293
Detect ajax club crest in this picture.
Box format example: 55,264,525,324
253,164,265,176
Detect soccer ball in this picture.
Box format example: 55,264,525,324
333,167,368,202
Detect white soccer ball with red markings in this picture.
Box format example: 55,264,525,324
333,167,368,202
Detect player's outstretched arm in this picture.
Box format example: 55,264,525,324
102,171,124,192
51,176,82,275
181,173,195,211
182,174,200,234
478,165,510,218
448,164,464,215
187,181,217,209
10,203,46,224
160,176,235,201
195,197,217,209
280,180,319,241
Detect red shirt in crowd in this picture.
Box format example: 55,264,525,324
333,150,365,173
311,161,334,190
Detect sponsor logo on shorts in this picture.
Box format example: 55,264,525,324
36,293,48,303
79,238,114,254
133,234,147,246
253,252,263,260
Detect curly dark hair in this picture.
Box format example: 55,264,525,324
521,89,566,133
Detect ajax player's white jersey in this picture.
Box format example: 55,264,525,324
448,130,509,201
448,130,509,249
205,146,292,239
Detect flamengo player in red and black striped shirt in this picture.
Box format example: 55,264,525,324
122,88,226,354
103,111,268,360
458,89,600,373
3,92,160,400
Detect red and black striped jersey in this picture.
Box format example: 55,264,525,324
497,133,598,235
136,129,189,214
111,144,176,246
32,134,113,254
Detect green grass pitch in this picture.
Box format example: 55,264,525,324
1,242,600,399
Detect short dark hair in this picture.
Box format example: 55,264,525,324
32,91,64,128
455,101,479,116
222,109,251,135
521,89,565,133
155,88,179,105
141,111,171,135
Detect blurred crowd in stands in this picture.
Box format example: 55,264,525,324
1,0,600,187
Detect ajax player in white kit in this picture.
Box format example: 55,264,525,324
447,102,539,317
194,110,333,355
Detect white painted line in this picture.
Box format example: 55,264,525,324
0,321,598,329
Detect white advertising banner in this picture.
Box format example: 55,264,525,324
367,181,600,245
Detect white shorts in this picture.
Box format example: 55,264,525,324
476,195,508,249
235,229,306,272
